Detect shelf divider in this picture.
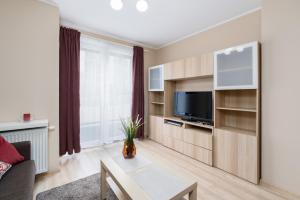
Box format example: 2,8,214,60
216,106,256,113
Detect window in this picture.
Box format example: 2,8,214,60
80,36,133,148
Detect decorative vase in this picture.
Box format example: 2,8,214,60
122,141,136,159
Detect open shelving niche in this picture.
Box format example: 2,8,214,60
214,89,258,136
149,91,164,117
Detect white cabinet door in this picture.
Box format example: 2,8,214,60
214,42,259,90
149,65,164,91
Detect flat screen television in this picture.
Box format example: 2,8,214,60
173,91,213,123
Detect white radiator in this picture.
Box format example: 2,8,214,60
0,120,48,174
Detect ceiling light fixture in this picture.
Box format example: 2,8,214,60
136,0,149,12
110,0,149,12
110,0,123,10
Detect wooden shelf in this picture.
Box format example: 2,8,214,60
184,121,213,130
151,102,164,105
216,106,256,113
216,126,256,136
165,74,213,81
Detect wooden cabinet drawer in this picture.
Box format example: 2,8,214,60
214,128,258,183
163,123,183,140
183,127,212,150
183,143,212,166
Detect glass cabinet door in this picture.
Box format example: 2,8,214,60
214,42,258,90
149,65,164,91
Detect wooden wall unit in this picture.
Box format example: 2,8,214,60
148,44,261,184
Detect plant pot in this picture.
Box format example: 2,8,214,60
122,141,136,159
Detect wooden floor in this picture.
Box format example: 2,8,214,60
34,140,298,200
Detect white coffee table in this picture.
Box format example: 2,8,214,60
100,155,197,200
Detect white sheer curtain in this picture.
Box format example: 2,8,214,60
80,36,133,148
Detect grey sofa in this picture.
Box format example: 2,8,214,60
0,141,36,200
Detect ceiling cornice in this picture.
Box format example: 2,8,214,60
60,19,157,50
157,7,262,49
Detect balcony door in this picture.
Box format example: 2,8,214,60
80,36,133,148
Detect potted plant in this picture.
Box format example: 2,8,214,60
121,116,143,159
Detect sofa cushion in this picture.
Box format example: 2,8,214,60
0,160,36,200
0,161,12,180
0,136,24,165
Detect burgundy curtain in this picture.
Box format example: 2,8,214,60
132,46,145,139
59,27,81,156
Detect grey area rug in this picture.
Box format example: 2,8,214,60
36,173,118,200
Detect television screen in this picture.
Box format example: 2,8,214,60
173,91,213,123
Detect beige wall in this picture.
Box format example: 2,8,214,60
0,0,60,172
155,10,261,65
261,0,300,196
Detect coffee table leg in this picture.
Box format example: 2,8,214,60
189,187,197,200
101,162,108,200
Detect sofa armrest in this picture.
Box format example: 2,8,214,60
12,141,31,161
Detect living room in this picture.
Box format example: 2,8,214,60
0,0,299,200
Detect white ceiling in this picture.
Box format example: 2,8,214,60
44,0,262,49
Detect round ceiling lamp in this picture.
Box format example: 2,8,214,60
110,0,149,12
110,0,123,10
136,0,149,12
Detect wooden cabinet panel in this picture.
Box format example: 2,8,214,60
164,60,185,80
214,128,258,183
162,53,213,80
184,56,202,78
184,143,212,166
183,128,212,150
149,116,163,143
173,139,184,154
149,116,156,141
184,53,214,78
213,128,238,173
162,124,174,148
200,53,214,76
